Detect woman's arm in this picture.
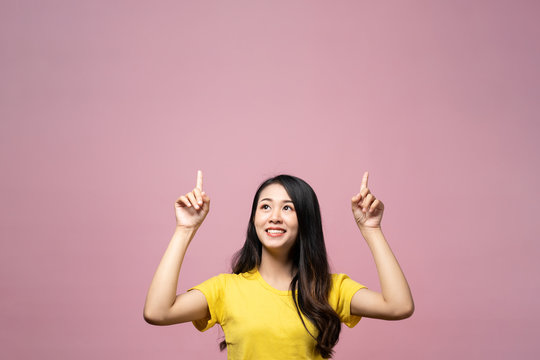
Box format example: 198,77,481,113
143,171,211,325
349,172,414,320
351,227,414,320
143,227,209,325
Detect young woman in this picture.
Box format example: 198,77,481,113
144,170,414,359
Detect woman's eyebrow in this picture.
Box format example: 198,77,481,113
259,198,293,204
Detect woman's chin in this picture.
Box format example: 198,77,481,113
261,239,296,255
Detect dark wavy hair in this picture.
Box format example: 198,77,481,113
219,174,341,358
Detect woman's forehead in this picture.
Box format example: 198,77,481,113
258,183,292,202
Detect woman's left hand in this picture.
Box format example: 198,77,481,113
351,171,384,230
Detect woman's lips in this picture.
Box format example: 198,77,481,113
266,229,286,237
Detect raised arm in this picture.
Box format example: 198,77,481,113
349,172,414,320
143,170,211,325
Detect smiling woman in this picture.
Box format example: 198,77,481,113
143,170,414,359
254,183,299,257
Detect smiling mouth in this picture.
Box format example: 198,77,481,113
266,229,286,236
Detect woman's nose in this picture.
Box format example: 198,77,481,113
270,208,282,222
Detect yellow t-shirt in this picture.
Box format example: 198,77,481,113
189,269,366,360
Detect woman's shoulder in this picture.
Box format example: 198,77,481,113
329,272,367,293
330,272,353,282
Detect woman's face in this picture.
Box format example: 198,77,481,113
254,183,299,255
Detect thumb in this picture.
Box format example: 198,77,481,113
201,191,210,204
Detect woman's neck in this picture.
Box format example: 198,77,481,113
258,248,295,290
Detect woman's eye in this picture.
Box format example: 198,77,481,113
284,205,293,211
261,204,270,210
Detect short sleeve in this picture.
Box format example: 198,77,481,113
188,274,225,332
329,274,367,328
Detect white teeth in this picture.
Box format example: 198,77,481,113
267,229,285,233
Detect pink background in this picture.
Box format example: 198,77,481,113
1,1,539,359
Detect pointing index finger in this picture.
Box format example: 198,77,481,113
196,170,203,190
360,171,369,191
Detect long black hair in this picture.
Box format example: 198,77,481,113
221,174,341,358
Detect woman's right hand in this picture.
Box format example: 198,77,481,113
174,170,210,230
